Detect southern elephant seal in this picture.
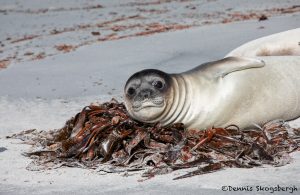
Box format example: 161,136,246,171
124,56,300,130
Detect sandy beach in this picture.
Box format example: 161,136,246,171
0,0,300,194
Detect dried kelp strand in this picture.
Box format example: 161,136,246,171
9,99,300,180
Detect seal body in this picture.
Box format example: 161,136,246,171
226,28,300,57
166,56,300,129
124,28,300,130
124,56,300,130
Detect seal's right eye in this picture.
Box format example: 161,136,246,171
152,80,164,89
127,87,136,96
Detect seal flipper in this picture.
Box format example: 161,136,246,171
215,57,265,78
212,57,265,78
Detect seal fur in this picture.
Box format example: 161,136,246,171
124,29,300,130
226,28,300,57
124,56,300,130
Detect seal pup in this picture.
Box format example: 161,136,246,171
226,28,300,57
124,56,300,130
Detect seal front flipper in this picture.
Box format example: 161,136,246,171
200,56,265,78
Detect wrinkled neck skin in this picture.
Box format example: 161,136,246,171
146,73,198,127
140,74,188,125
150,72,223,129
160,74,192,126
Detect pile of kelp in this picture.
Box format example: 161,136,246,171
8,99,300,180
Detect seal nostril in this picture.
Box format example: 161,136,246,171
143,92,149,99
140,90,151,99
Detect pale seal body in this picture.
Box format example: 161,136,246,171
124,56,300,130
226,28,300,57
124,28,300,130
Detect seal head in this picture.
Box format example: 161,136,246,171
124,69,173,123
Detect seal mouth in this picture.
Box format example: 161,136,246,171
132,98,164,112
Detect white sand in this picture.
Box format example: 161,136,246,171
1,1,300,194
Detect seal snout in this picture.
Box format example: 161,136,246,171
132,95,164,112
139,89,153,100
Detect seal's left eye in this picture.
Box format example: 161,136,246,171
127,87,136,96
152,80,163,89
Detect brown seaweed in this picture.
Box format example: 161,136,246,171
8,99,300,180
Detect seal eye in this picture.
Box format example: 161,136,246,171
127,87,136,96
152,80,164,89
